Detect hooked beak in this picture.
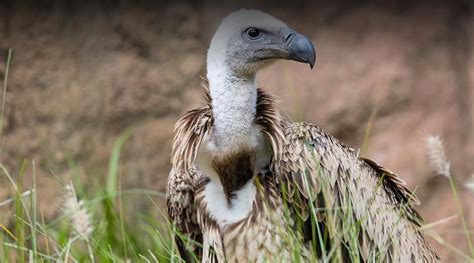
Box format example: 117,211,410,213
255,27,316,69
282,28,316,69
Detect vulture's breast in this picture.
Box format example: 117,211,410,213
193,131,310,261
220,171,309,262
194,126,272,227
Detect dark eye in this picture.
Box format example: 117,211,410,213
246,27,262,40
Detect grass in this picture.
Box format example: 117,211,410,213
1,51,473,262
0,151,174,262
1,135,468,262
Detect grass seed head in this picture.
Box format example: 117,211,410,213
64,182,93,240
465,175,474,193
425,136,451,178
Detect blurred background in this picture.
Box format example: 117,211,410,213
0,0,472,261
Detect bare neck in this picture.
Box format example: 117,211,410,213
208,72,257,152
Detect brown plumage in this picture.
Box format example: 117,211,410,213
167,9,439,263
167,84,439,262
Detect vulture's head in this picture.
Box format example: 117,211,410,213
207,9,316,79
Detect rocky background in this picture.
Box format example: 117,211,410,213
0,0,473,261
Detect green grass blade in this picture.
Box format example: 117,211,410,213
0,49,12,143
31,160,38,261
106,127,134,195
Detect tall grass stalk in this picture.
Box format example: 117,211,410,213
31,160,38,261
360,107,378,156
446,174,474,258
425,136,474,258
0,49,12,144
106,127,134,196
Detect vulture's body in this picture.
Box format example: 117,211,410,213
167,10,439,262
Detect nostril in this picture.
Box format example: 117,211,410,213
281,28,296,44
284,32,295,44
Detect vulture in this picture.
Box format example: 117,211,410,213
167,9,439,262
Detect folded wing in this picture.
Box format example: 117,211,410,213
273,121,439,262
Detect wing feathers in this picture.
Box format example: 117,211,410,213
362,157,421,206
274,121,439,261
168,83,214,261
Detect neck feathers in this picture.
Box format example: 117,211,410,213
209,75,257,152
171,82,285,171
